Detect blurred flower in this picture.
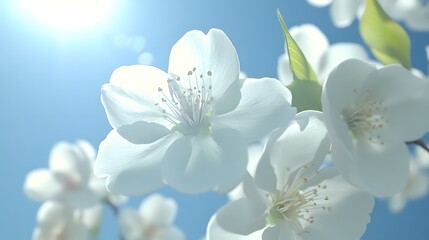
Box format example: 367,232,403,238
95,28,295,195
119,194,185,240
278,24,368,85
32,201,88,240
24,140,98,208
207,111,374,240
307,0,429,31
322,59,429,197
389,146,429,213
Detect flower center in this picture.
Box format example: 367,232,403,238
55,172,81,190
155,68,214,135
342,90,389,144
266,166,331,235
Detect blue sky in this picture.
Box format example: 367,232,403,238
1,0,429,239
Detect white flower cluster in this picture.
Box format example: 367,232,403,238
24,22,429,240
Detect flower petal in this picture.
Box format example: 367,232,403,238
266,111,330,189
307,0,333,7
139,194,177,226
214,198,266,235
101,84,168,129
119,209,143,239
322,59,377,114
330,0,363,28
61,187,99,209
49,141,92,185
207,213,264,240
317,43,368,84
162,128,248,194
117,121,171,144
301,170,374,240
212,78,295,142
277,54,293,86
262,224,299,240
155,226,186,240
94,130,179,195
361,64,429,141
168,29,239,99
24,169,63,201
353,136,409,197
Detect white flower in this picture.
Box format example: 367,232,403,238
207,111,374,240
389,146,429,213
95,28,295,195
322,59,429,197
24,140,98,208
378,0,429,31
119,194,185,240
306,0,364,28
278,24,368,85
307,0,429,31
32,201,88,240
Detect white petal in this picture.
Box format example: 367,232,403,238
110,65,169,102
317,43,368,84
322,59,377,114
61,187,99,209
307,0,333,7
277,54,293,86
94,130,179,195
207,213,264,240
49,141,92,185
24,169,63,201
64,222,88,240
289,24,329,72
403,6,429,31
117,121,171,144
162,128,248,194
354,136,410,197
389,194,406,213
154,226,186,240
302,170,374,240
212,78,295,142
168,29,239,99
139,194,177,226
119,209,143,239
266,111,330,189
79,204,102,230
75,140,96,161
213,198,266,235
330,0,363,28
403,170,429,199
101,83,168,129
261,225,299,240
415,145,429,168
361,64,429,141
37,201,71,227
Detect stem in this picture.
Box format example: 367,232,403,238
104,200,124,240
406,139,429,153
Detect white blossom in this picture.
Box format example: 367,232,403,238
95,28,295,195
32,201,88,240
119,194,185,240
322,59,429,197
24,140,98,208
207,111,374,240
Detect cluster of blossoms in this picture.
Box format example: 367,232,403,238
24,140,184,239
24,3,429,240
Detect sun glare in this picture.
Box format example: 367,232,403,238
18,0,114,32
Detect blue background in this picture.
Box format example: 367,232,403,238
1,0,429,239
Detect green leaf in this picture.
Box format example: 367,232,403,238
277,9,318,82
287,80,322,112
359,0,411,69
